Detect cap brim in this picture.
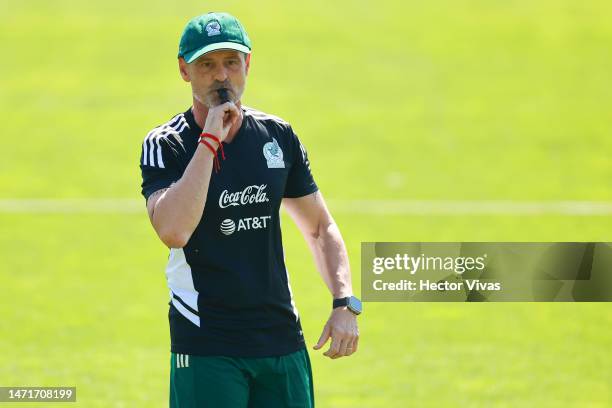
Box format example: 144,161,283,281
183,42,251,63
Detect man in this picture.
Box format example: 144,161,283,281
140,12,361,407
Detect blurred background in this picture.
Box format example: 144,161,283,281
0,0,610,406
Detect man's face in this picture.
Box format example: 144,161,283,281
179,49,250,108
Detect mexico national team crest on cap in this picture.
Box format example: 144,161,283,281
263,138,285,168
205,20,221,36
178,12,252,63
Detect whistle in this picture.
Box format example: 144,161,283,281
217,88,230,104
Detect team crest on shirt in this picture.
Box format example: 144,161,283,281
205,21,221,36
263,138,285,168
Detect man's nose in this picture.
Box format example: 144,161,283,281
213,65,228,82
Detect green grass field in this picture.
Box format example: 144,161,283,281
1,0,611,406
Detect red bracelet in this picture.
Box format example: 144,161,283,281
201,132,221,146
199,132,226,172
199,138,217,156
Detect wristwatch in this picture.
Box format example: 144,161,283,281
333,296,362,315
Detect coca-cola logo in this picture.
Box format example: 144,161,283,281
219,184,270,209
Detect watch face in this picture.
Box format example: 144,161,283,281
348,296,362,314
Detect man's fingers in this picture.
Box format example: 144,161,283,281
313,324,331,350
331,338,350,359
222,102,239,118
225,101,239,112
222,103,239,129
323,337,344,358
326,333,359,359
345,335,359,356
343,338,355,357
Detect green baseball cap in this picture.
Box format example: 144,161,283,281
178,12,251,63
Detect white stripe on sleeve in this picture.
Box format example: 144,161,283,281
155,135,165,168
147,136,155,166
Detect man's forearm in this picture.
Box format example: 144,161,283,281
152,145,215,247
308,220,353,299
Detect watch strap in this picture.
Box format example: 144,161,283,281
333,297,350,309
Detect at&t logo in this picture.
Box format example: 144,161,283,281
219,216,272,236
220,219,236,235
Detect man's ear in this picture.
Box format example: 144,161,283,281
178,57,190,82
245,53,251,75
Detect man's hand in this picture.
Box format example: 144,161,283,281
203,102,240,141
313,307,359,359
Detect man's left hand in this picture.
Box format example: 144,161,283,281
312,307,359,359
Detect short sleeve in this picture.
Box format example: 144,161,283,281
283,127,319,198
139,130,183,201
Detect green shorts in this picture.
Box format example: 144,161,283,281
169,348,314,408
